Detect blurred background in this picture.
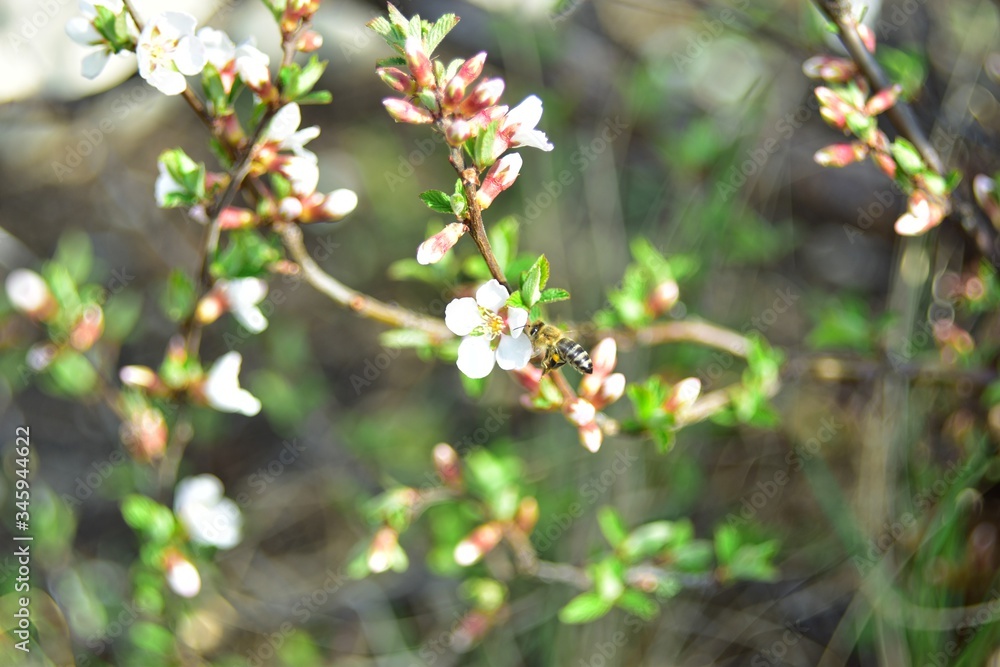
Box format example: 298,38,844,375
2,0,1000,665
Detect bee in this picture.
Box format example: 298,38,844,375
525,320,593,375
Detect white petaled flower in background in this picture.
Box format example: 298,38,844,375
282,156,320,196
321,188,359,219
218,278,269,333
136,12,206,96
196,26,235,70
66,0,133,79
234,42,271,89
445,279,532,379
154,158,186,208
491,95,554,161
264,103,319,159
174,474,243,550
203,352,262,416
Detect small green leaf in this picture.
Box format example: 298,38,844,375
615,589,659,620
450,192,467,217
598,506,628,548
593,558,625,601
621,521,688,561
473,120,500,170
45,350,97,397
889,137,925,176
161,269,196,322
506,290,525,309
211,230,281,279
714,524,741,565
420,190,453,214
54,231,93,284
102,291,143,343
520,255,548,307
425,13,459,55
559,592,613,624
121,495,175,544
296,90,332,105
537,288,570,304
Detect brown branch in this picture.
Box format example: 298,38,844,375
619,320,751,357
812,0,999,260
449,146,510,291
276,221,453,341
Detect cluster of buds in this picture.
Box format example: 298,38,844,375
370,4,552,264
805,28,953,236
275,0,322,49
120,341,262,417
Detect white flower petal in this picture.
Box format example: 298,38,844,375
66,17,101,45
322,188,358,219
266,103,302,142
154,160,185,207
225,277,268,308
512,127,553,152
506,308,528,338
6,269,50,314
496,333,532,370
175,474,224,511
173,35,207,75
445,297,480,336
197,27,236,69
283,157,319,195
475,279,509,313
174,475,244,549
204,352,262,416
456,336,496,379
147,68,188,96
81,49,111,79
233,306,267,334
504,95,544,131
166,559,201,597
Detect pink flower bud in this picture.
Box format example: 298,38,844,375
563,398,597,427
512,364,542,393
70,304,104,351
444,52,487,108
219,206,257,229
873,152,897,179
895,191,945,236
475,153,522,210
367,526,400,573
195,292,226,326
278,197,304,221
865,85,901,116
119,365,161,391
377,67,415,94
296,30,323,52
590,338,617,376
5,269,56,320
814,142,868,167
454,522,504,566
664,377,701,415
801,56,856,82
433,443,462,486
647,279,679,317
445,119,476,146
599,373,626,405
815,87,854,129
460,78,505,116
578,422,603,452
416,222,467,265
857,23,876,53
404,37,434,89
383,98,434,124
121,407,168,462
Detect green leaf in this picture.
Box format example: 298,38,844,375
424,13,459,54
375,56,408,68
558,592,613,624
537,288,570,304
296,90,332,105
520,255,549,308
420,190,453,214
672,539,714,572
506,290,525,309
593,557,625,601
367,16,394,38
460,372,488,398
473,120,500,170
489,217,519,275
889,137,925,176
211,230,281,279
54,231,93,284
615,589,659,620
121,495,175,544
621,521,689,562
102,291,143,343
597,506,628,548
876,45,926,99
45,350,97,397
161,269,196,322
714,524,741,565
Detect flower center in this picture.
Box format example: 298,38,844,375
481,309,504,339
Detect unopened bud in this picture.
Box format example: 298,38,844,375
801,55,856,82
404,37,434,89
475,153,522,210
459,78,505,116
664,377,701,415
368,526,399,573
417,222,466,265
195,292,226,326
445,119,476,146
296,30,323,52
70,304,104,351
320,188,358,220
647,279,679,317
444,52,487,108
865,85,901,116
376,67,415,94
5,269,56,320
454,522,504,566
164,552,201,598
219,206,257,229
383,98,434,124
563,398,596,427
433,443,462,486
121,407,168,462
814,142,868,167
119,365,162,391
857,23,876,53
515,497,539,534
578,422,603,453
599,373,626,405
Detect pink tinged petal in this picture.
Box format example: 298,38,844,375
865,86,901,116
235,43,270,87
496,333,532,370
506,307,528,338
456,336,496,379
873,152,897,179
459,78,505,116
383,98,434,124
81,50,111,79
801,56,855,82
445,52,487,106
475,279,509,313
476,153,522,210
404,36,434,89
579,422,603,452
417,222,466,265
321,188,358,219
600,373,626,404
377,66,415,94
590,338,617,376
445,297,481,336
564,398,597,427
445,119,476,146
664,377,701,414
857,23,876,53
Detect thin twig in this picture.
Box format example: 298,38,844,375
276,222,453,341
449,146,510,290
812,0,999,259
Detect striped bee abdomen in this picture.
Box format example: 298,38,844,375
557,337,593,374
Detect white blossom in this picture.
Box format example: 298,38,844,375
174,474,243,549
136,12,206,96
203,352,261,416
220,278,269,333
444,280,532,379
